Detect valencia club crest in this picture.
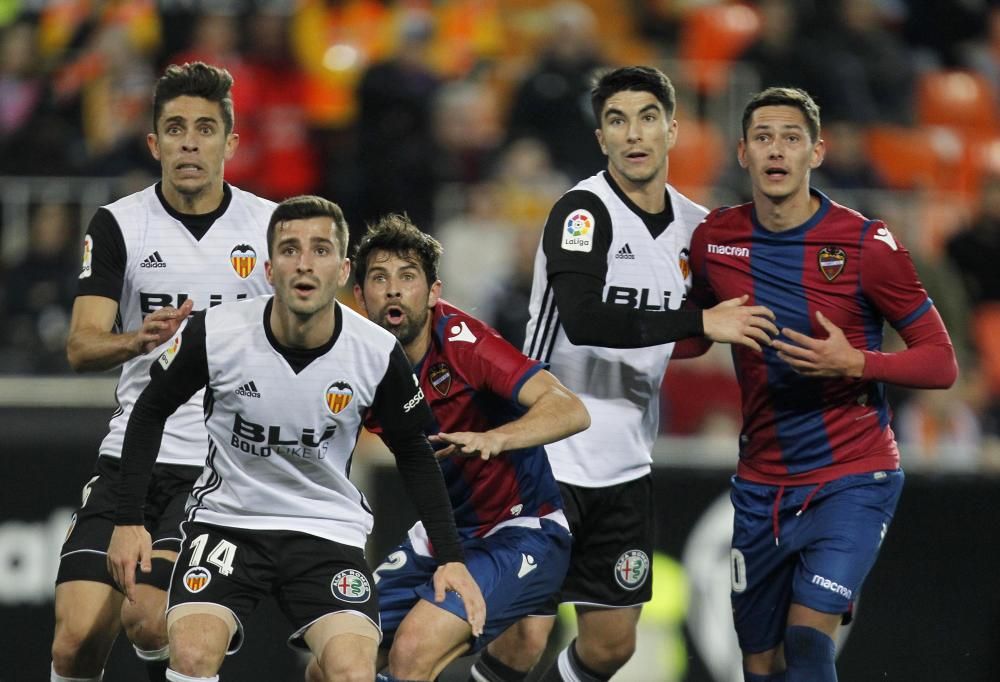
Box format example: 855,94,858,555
817,247,847,282
230,244,257,279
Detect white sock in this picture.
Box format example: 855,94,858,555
165,669,219,682
134,643,170,662
50,663,103,682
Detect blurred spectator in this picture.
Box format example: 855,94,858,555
432,78,503,188
809,0,916,123
811,120,886,192
505,1,606,179
740,0,824,98
239,10,318,200
356,10,440,234
896,377,983,471
0,202,78,373
962,5,1000,110
946,173,1000,306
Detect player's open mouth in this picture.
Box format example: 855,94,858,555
385,306,405,324
293,281,317,294
765,167,788,179
626,151,648,160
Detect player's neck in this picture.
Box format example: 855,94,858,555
752,187,820,233
270,301,337,349
403,323,432,366
607,166,666,214
160,180,225,215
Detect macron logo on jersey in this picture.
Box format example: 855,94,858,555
518,554,538,579
615,243,636,260
235,381,261,398
811,574,853,599
873,227,898,251
140,251,167,268
708,244,749,257
447,321,477,343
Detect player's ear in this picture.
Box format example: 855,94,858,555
810,137,826,169
352,284,367,313
147,133,160,161
264,260,273,285
337,257,351,288
225,133,239,161
737,138,748,168
428,280,442,308
595,128,607,156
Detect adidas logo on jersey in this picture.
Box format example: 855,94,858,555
235,381,261,398
615,243,636,260
140,251,167,268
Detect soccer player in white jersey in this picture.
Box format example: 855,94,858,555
51,63,276,682
106,195,486,682
478,66,778,682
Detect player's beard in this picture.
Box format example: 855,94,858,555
380,303,429,347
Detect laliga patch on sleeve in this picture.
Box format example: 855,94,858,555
157,334,182,370
79,235,93,279
561,209,595,253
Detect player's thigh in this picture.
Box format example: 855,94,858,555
575,604,641,647
371,540,437,647
53,580,123,650
390,598,473,669
275,533,381,654
306,623,378,682
558,477,654,607
792,471,904,617
729,478,799,654
57,457,121,588
413,521,571,651
168,521,270,655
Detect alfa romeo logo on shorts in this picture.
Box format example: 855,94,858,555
331,569,371,603
614,549,649,590
183,566,212,593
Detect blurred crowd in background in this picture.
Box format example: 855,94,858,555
1,0,999,470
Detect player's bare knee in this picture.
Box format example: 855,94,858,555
51,622,111,675
577,629,636,671
121,600,168,650
168,636,223,677
386,628,436,678
304,657,326,682
319,646,374,682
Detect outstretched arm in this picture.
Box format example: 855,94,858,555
432,370,589,460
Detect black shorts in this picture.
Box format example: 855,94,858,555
56,455,202,587
557,475,654,607
169,521,381,653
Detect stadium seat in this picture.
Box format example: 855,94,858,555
917,70,999,134
679,3,762,94
866,125,964,191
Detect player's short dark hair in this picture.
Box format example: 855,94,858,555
352,214,442,287
153,62,235,135
591,66,676,123
267,195,349,259
741,87,821,143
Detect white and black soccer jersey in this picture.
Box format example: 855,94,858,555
77,183,274,466
116,297,462,560
524,171,708,487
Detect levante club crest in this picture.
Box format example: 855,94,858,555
428,362,452,396
325,381,354,415
817,246,847,282
230,244,257,279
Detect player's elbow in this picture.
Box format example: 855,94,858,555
65,335,88,372
569,394,591,435
937,348,959,389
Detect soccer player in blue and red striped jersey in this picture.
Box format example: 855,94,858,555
344,214,589,682
687,87,957,682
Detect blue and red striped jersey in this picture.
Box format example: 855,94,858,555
370,300,563,538
690,190,932,484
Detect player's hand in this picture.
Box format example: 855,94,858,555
702,295,777,351
772,310,865,378
430,432,507,461
107,525,152,604
432,561,486,637
130,298,194,356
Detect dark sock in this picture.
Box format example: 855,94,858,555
784,625,837,682
144,660,169,682
468,649,528,682
537,639,610,682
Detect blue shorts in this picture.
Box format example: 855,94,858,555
374,518,571,653
730,469,904,653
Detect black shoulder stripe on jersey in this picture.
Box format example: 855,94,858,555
543,313,560,365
